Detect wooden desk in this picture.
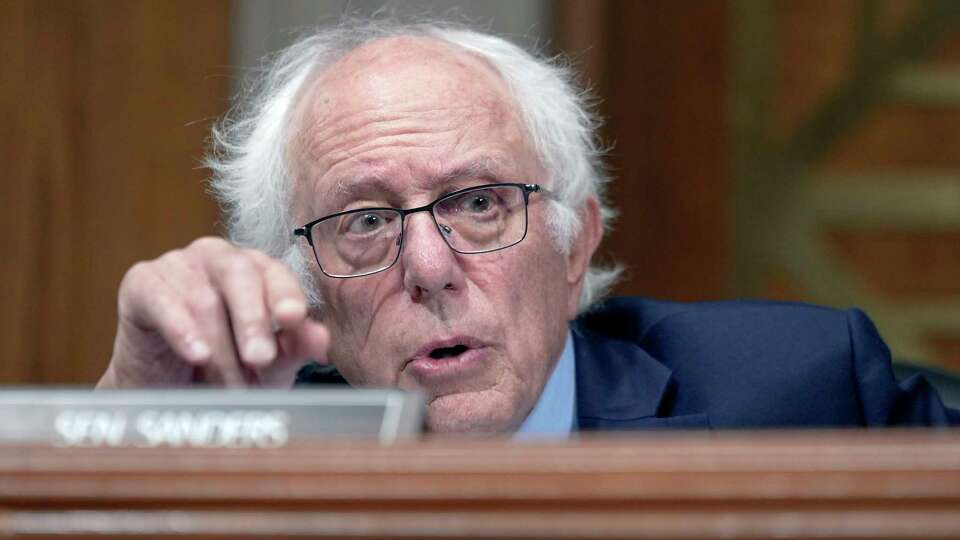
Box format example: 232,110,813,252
1,431,958,538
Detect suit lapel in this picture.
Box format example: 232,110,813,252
573,325,710,430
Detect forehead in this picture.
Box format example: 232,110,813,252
289,37,536,206
309,36,514,120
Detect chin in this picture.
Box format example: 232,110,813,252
423,390,525,434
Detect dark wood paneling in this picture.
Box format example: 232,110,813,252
593,2,730,301
0,1,36,384
0,1,229,384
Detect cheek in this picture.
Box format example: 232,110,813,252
468,236,570,356
513,236,573,340
317,273,402,384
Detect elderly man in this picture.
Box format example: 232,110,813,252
98,20,958,433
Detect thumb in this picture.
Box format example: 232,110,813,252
279,319,330,362
255,320,330,387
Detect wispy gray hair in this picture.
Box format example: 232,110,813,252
206,17,620,312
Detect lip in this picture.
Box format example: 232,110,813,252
404,336,489,381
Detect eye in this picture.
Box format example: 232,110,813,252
342,211,393,235
457,190,498,213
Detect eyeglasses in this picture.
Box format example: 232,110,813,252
294,183,547,278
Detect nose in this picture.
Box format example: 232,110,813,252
400,212,465,302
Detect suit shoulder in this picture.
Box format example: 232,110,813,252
578,297,867,427
578,296,849,343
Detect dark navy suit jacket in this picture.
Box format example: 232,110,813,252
296,297,960,428
573,297,959,429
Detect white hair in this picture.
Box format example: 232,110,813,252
207,17,620,312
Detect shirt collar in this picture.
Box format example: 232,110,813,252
514,330,577,439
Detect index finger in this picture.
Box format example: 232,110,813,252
245,250,311,331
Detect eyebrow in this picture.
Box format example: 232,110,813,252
435,157,510,185
328,156,513,203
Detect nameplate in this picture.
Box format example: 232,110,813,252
0,388,423,448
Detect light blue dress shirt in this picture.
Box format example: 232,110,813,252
514,330,577,439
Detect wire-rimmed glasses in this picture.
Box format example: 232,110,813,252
294,183,546,278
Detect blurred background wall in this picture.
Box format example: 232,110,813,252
2,0,959,385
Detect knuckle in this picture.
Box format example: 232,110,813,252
238,319,269,338
157,248,185,263
241,247,269,263
267,260,301,287
188,236,229,253
231,292,268,321
225,253,256,275
235,299,269,325
119,261,153,293
123,261,149,281
189,287,222,315
156,249,189,270
162,322,190,345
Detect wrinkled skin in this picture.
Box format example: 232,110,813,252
100,36,602,434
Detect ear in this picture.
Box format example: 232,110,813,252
565,197,603,318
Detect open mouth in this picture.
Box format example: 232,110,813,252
428,344,469,359
406,337,487,378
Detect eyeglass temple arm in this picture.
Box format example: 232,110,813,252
293,227,315,246
525,183,558,200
